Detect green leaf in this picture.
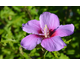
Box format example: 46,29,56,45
59,53,69,59
0,55,3,59
67,50,75,55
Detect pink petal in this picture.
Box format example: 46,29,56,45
55,24,74,37
39,12,60,30
21,34,42,50
41,36,66,52
22,20,41,34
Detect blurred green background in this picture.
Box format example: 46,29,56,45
0,6,80,59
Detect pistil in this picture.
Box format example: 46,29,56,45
44,24,50,38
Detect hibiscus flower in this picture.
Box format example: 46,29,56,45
21,12,74,52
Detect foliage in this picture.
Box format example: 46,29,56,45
0,6,80,59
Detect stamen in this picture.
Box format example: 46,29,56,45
44,24,49,38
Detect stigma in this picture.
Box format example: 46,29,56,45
44,24,50,38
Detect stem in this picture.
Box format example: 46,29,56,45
44,50,48,59
19,46,24,55
52,51,58,59
0,19,6,25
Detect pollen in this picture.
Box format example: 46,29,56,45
44,24,49,38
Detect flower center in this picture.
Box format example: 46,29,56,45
44,24,50,38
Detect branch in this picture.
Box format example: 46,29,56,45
25,6,32,20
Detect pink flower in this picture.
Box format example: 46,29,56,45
21,12,74,52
